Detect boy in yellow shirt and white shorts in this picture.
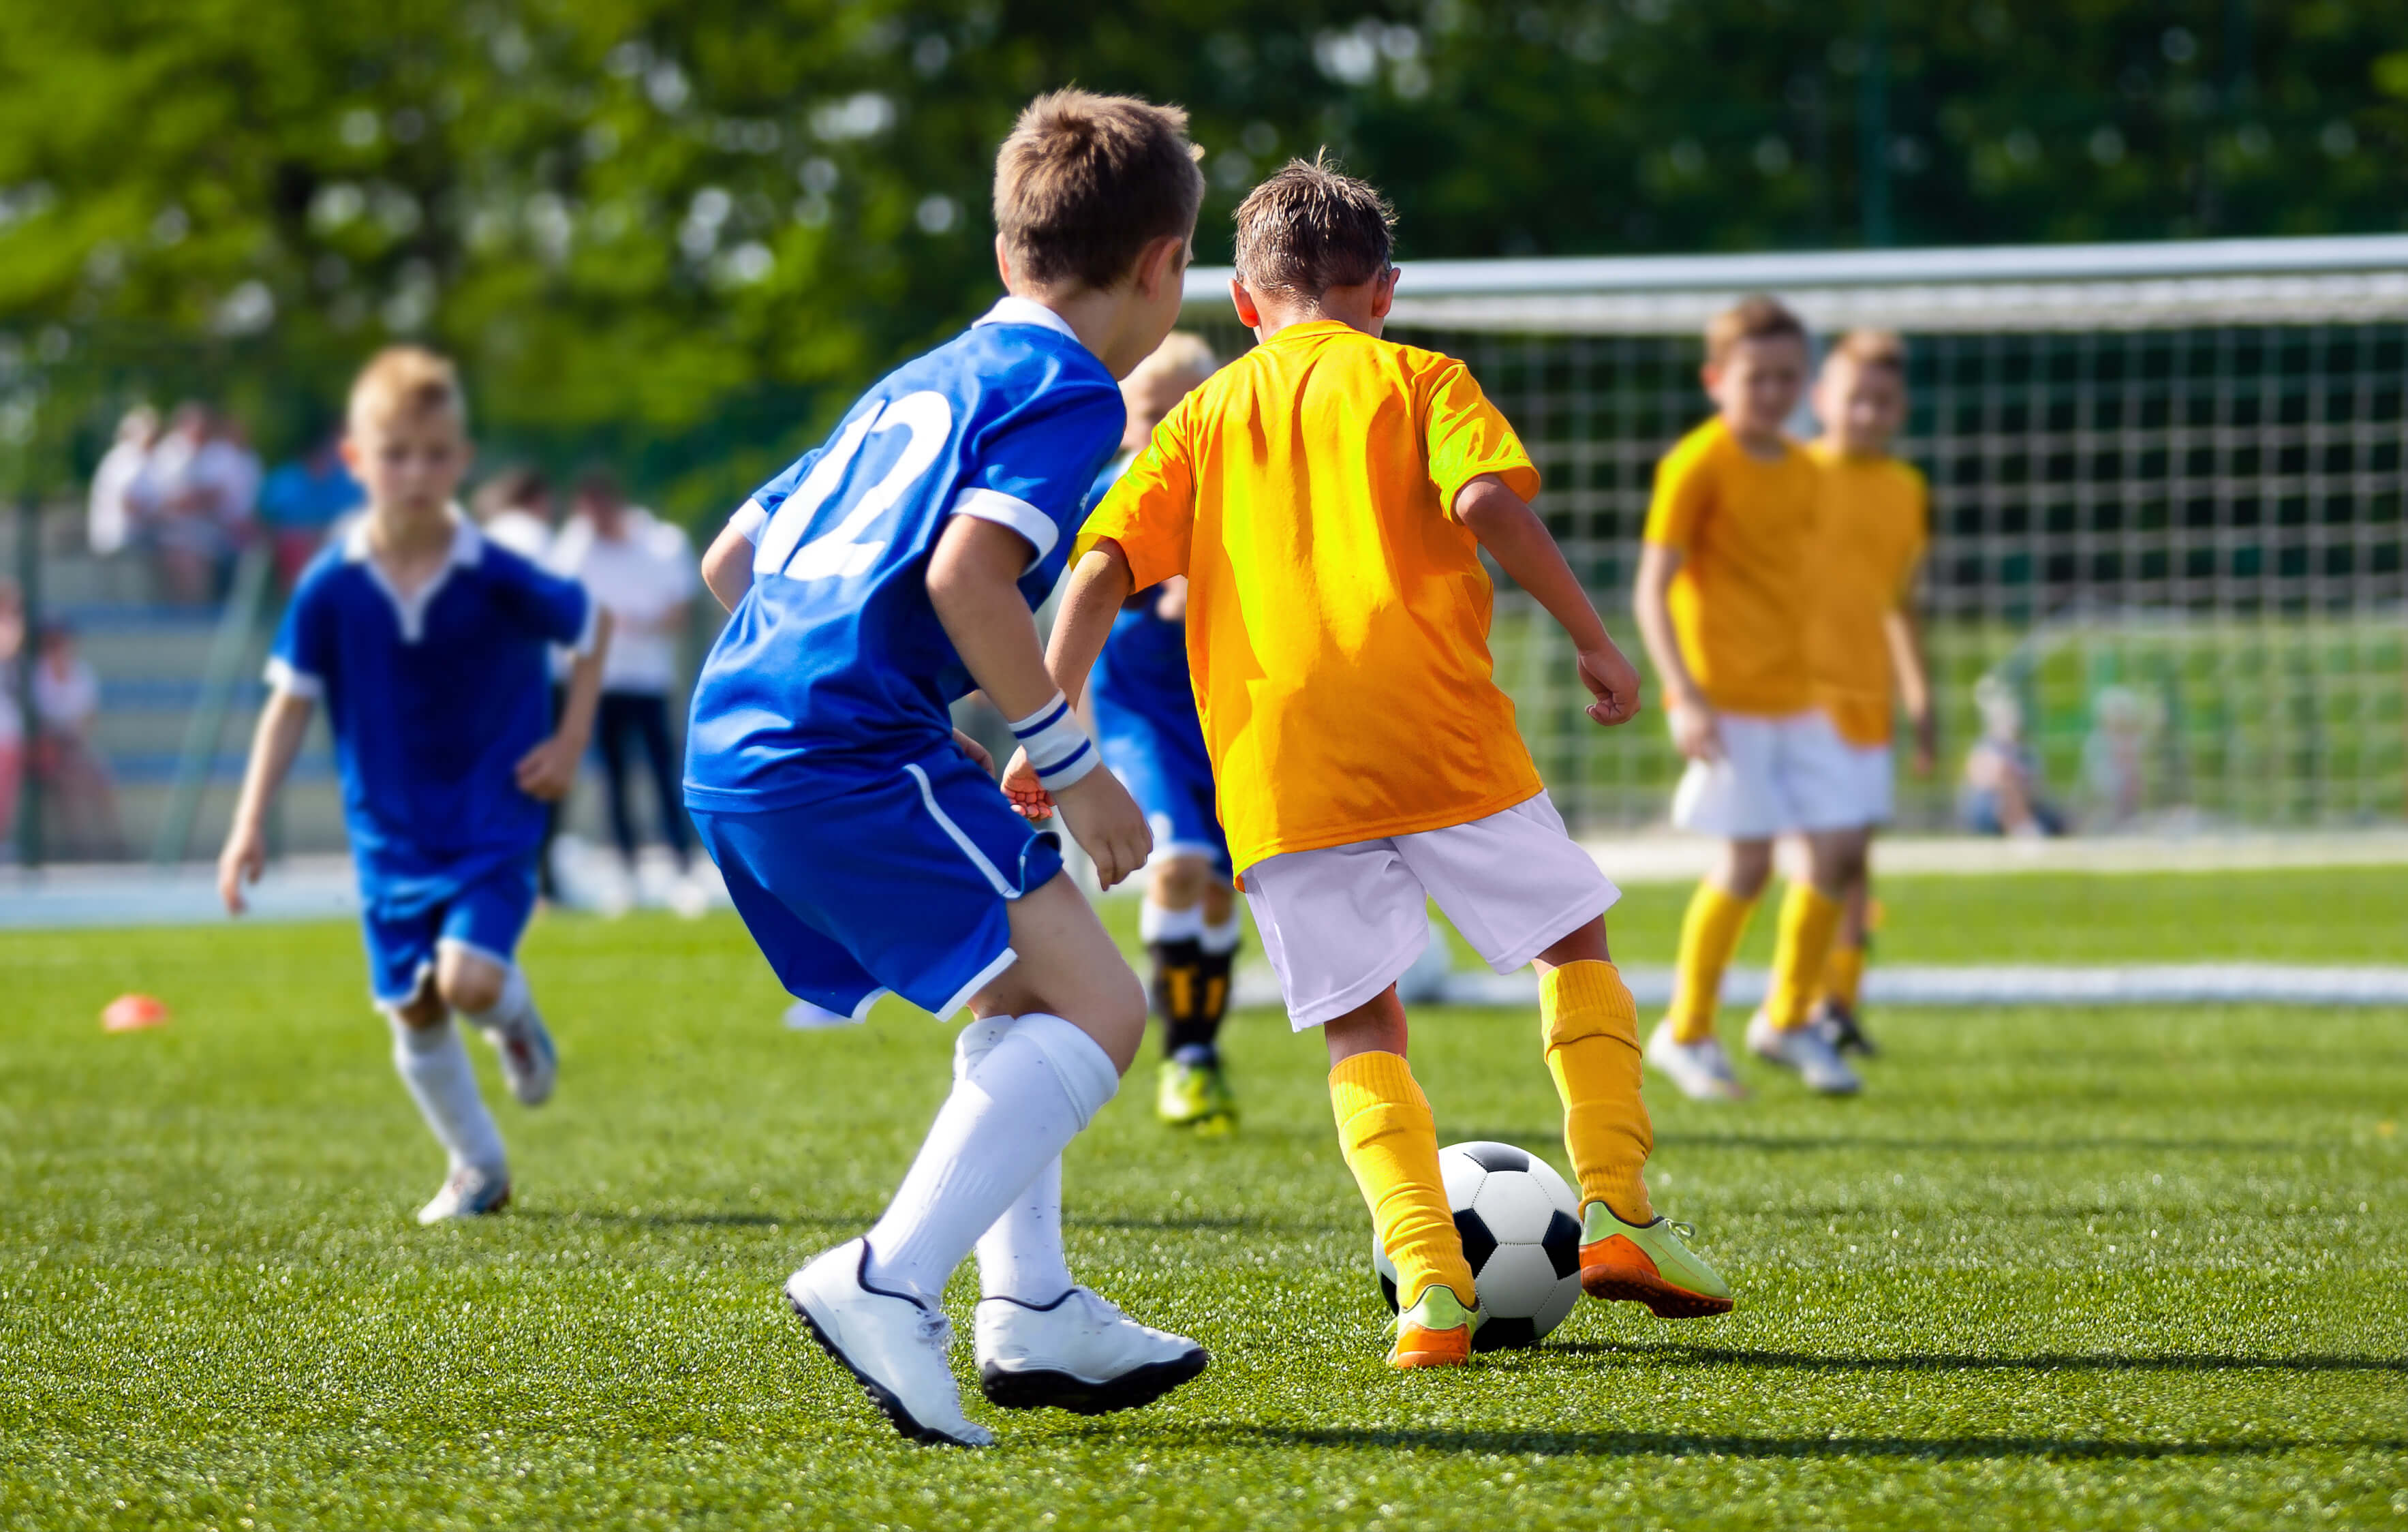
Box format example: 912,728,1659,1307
1010,157,1732,1368
1633,296,1866,1099
1803,331,1934,1056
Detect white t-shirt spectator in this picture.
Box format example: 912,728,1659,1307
480,508,553,562
191,437,262,534
88,438,152,555
33,654,101,737
546,508,698,694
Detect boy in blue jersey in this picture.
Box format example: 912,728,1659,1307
1081,332,1244,1131
685,91,1209,1448
218,347,611,1224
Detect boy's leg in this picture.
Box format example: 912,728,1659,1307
435,868,555,1107
595,693,640,871
367,906,510,1222
1746,828,1866,1094
1141,855,1210,1054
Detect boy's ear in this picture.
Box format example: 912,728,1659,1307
1370,266,1399,321
1229,277,1262,329
993,233,1016,292
338,434,362,472
1138,233,1188,300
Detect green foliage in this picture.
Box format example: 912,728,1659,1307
0,1,2403,516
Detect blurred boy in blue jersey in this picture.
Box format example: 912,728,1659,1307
684,92,1209,1449
1081,333,1242,1131
218,347,611,1225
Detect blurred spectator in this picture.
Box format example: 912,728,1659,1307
141,403,260,602
258,431,363,587
472,465,556,561
87,405,159,557
29,619,123,859
1960,676,2067,838
546,471,703,914
0,580,22,855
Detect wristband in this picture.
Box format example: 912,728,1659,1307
1010,692,1100,790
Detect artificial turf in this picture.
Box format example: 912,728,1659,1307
3,868,2403,1529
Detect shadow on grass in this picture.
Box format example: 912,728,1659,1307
1556,1340,2408,1374
512,1209,858,1231
1457,1127,2301,1157
1190,1424,2405,1461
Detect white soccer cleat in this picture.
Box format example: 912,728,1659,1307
666,872,712,921
974,1287,1209,1415
1645,1020,1752,1101
416,1165,510,1224
1746,1010,1863,1095
473,1002,557,1107
784,1240,992,1447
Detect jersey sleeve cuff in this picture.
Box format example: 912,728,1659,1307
951,487,1058,569
727,497,769,544
567,590,602,657
263,656,323,701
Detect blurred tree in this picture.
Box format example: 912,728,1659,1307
0,0,2401,516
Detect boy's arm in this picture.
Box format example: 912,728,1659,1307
701,522,756,612
518,610,613,800
218,691,315,915
1633,542,1721,761
1885,576,1936,774
927,516,1150,889
1455,474,1639,726
997,540,1137,819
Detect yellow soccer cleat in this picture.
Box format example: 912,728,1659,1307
1155,1054,1237,1131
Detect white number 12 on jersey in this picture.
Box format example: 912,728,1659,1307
752,390,954,581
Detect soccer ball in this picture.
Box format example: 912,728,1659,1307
1372,1140,1584,1350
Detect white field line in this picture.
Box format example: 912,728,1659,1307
1583,829,2408,884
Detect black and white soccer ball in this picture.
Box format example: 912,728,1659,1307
1372,1139,1584,1351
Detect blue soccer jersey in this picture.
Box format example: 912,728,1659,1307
268,515,596,904
683,298,1124,811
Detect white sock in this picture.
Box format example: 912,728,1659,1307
1140,901,1205,944
388,1013,506,1175
457,962,533,1035
863,1013,1118,1303
955,1018,1077,1304
1199,913,1243,955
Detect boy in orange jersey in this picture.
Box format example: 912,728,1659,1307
1632,296,1866,1101
1802,331,1934,1056
1008,158,1732,1368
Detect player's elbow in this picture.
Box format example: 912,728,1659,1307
1452,475,1529,540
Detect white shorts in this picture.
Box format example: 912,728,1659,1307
1669,709,1861,839
1241,792,1619,1030
1832,740,1895,829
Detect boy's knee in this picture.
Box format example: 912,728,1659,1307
437,958,505,1015
1716,840,1774,899
390,990,448,1031
1150,857,1209,908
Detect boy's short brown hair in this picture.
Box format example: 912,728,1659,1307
993,90,1204,293
1827,327,1907,376
1704,294,1808,369
350,345,465,432
1231,154,1396,299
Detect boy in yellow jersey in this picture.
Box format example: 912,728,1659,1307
1008,158,1732,1368
1633,296,1865,1101
1802,331,1933,1056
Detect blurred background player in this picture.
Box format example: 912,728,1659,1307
684,92,1209,1449
1024,157,1730,1370
1801,330,1932,1056
1082,331,1244,1132
217,346,610,1224
1633,296,1864,1100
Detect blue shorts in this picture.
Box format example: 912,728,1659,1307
690,745,1065,1022
360,860,538,1004
1091,710,1229,887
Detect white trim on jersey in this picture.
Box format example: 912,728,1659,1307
934,945,1019,1021
904,761,1018,898
972,296,1081,343
342,508,485,644
566,587,602,658
728,497,769,544
262,655,323,701
951,487,1058,566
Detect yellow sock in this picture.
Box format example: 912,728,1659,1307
1669,880,1756,1043
1819,942,1866,1011
1767,882,1845,1030
1329,1051,1473,1311
1540,960,1654,1225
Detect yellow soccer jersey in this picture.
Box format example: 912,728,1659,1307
1805,442,1929,748
1641,417,1821,716
1082,319,1544,874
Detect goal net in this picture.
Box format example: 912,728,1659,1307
1186,235,2408,835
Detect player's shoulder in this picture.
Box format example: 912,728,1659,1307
1659,416,1733,476
287,523,373,609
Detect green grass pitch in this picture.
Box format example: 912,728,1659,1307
4,869,2404,1529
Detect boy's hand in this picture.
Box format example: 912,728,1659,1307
514,734,584,801
218,821,265,916
1051,769,1153,890
1000,746,1053,820
1577,644,1643,726
953,729,995,776
1669,699,1725,762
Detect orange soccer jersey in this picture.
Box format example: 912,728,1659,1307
1804,443,1929,748
1641,417,1821,717
1082,320,1543,874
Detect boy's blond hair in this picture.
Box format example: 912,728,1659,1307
1704,294,1807,369
350,346,465,432
1231,154,1395,299
1826,328,1907,376
1128,331,1218,388
993,90,1203,294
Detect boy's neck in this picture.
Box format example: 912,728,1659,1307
366,500,459,557
1249,290,1382,343
1008,282,1161,379
1825,435,1896,460
1723,418,1790,461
